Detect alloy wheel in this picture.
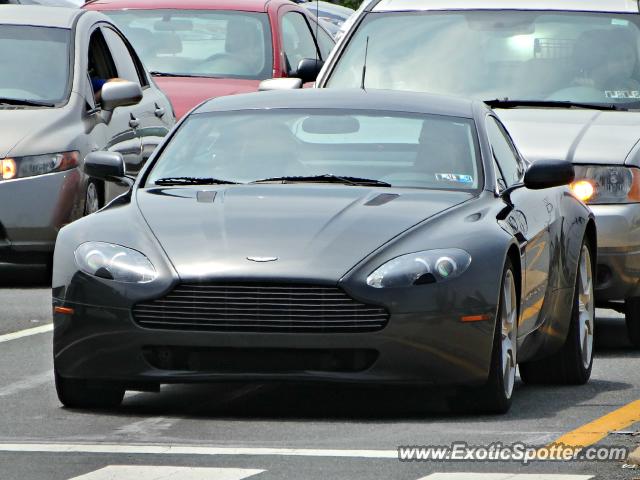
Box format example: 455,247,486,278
578,245,595,369
501,270,518,399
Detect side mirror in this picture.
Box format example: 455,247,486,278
524,160,575,190
83,151,126,183
101,80,143,111
295,58,324,84
258,78,303,91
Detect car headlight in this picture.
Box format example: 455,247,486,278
570,166,640,204
74,242,157,283
1,151,79,180
366,249,472,288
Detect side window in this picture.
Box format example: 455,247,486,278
314,23,335,60
101,27,144,86
493,158,507,192
486,117,524,187
87,28,118,107
282,12,319,74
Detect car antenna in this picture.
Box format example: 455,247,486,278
361,36,370,90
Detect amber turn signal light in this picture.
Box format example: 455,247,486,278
1,158,16,180
54,306,75,315
569,180,595,202
461,314,492,322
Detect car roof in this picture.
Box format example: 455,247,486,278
0,5,83,28
84,0,289,12
371,0,640,13
194,88,478,118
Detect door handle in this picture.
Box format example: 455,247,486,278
154,106,165,118
129,116,140,128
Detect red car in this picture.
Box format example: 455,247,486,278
84,0,335,118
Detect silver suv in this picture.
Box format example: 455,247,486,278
317,0,640,347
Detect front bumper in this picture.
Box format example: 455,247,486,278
0,169,82,263
591,203,640,301
52,301,495,387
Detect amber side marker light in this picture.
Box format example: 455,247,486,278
461,314,492,322
54,306,75,315
1,158,16,180
570,180,595,202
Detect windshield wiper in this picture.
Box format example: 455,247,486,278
154,177,240,186
485,98,627,111
149,71,218,79
251,174,392,187
0,98,55,108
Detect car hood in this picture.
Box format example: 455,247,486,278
496,109,640,166
0,107,64,158
137,185,474,281
153,77,261,119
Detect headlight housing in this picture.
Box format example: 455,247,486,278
1,151,79,180
74,242,157,283
366,249,472,288
570,166,640,204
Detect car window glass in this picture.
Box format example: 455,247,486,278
282,12,319,74
487,117,523,187
88,28,118,106
326,11,640,108
0,25,70,104
105,10,273,80
146,109,482,191
102,27,142,85
494,158,507,192
314,23,335,60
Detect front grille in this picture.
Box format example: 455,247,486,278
133,284,389,333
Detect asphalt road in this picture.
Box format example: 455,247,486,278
1,280,639,480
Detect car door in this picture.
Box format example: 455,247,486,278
487,116,553,337
100,26,173,174
86,25,141,181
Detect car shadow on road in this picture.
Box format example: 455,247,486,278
0,265,51,288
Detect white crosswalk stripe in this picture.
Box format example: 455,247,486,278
419,474,593,479
67,466,265,480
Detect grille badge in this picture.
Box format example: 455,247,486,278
247,256,278,262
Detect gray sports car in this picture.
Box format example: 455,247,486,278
52,89,595,414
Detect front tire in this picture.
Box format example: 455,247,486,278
55,370,125,409
84,180,102,216
624,298,640,348
448,259,518,414
519,238,595,385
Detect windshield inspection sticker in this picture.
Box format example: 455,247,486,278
435,173,474,184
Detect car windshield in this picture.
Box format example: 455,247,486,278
146,109,482,191
327,11,640,108
105,10,273,80
0,25,70,104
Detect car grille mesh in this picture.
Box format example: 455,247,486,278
133,284,389,333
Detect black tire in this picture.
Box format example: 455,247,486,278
624,297,640,348
55,370,125,409
447,259,517,415
83,180,102,216
519,238,594,385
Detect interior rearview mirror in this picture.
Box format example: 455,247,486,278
101,80,143,112
83,151,126,183
524,160,575,190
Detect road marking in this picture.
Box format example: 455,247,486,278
547,399,640,448
68,466,264,480
113,417,177,438
0,324,52,344
0,371,51,398
419,475,593,479
0,442,398,458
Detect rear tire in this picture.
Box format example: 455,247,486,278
519,238,594,385
55,370,124,409
447,259,517,414
624,298,640,348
